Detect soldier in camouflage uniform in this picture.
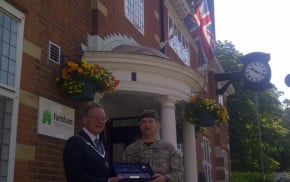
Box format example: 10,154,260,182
122,109,183,182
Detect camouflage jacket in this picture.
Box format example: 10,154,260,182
122,139,183,182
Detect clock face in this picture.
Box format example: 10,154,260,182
244,61,269,82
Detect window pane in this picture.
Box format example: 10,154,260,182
0,70,7,84
5,99,13,113
11,20,17,34
3,14,10,29
0,27,2,41
182,36,185,47
136,0,143,30
3,28,9,43
125,0,134,20
0,161,8,176
3,130,11,145
9,46,16,60
209,165,212,182
1,144,9,160
205,166,209,182
178,30,181,42
2,42,9,57
0,176,7,182
129,0,134,19
3,112,11,130
10,33,16,47
0,96,13,180
8,60,15,74
1,56,8,71
0,12,3,26
7,73,14,87
169,17,172,28
174,24,177,34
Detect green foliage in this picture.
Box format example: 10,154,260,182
232,172,274,182
216,40,290,173
215,40,243,72
277,106,290,170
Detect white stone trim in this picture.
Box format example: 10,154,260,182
183,122,198,182
84,52,204,101
160,98,177,146
82,34,139,52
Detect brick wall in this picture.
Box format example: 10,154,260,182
5,0,92,181
97,0,160,49
95,0,189,66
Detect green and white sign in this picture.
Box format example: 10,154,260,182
37,97,75,140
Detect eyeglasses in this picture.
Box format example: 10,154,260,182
86,115,107,122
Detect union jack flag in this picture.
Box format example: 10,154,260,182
184,0,215,69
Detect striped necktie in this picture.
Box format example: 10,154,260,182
94,138,104,155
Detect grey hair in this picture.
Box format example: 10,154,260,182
84,102,104,115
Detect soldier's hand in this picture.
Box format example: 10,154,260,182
109,176,123,182
150,173,166,182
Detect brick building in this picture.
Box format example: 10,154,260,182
0,0,232,181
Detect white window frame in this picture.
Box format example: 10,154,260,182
202,137,212,182
0,1,25,182
168,16,190,66
198,60,208,81
124,0,144,33
222,149,229,182
0,9,18,91
218,95,224,106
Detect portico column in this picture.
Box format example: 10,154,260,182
183,121,198,182
159,97,177,148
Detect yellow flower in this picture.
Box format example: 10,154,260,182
67,62,78,70
62,69,70,80
77,67,84,74
57,59,120,95
185,96,230,126
190,96,198,103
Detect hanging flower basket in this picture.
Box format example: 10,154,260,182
195,110,215,127
184,96,229,128
56,59,120,101
69,80,97,101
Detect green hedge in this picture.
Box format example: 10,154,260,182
232,172,274,182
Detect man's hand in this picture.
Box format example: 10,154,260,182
150,173,166,182
109,176,123,182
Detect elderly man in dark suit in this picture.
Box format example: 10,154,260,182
63,103,122,182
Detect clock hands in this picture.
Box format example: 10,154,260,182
250,68,266,76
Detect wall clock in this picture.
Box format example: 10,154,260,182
243,60,271,83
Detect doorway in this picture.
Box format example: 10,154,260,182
106,117,141,164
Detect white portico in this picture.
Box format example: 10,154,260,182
82,34,206,181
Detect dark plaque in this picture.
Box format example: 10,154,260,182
113,162,154,182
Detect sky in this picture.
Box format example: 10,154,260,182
214,0,290,101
